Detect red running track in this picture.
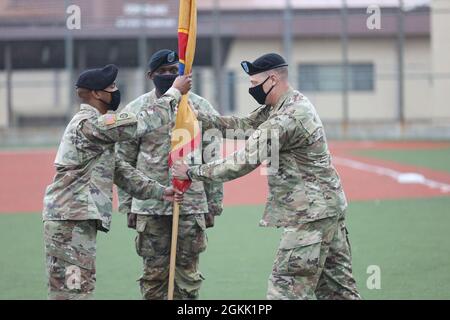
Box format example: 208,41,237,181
1,141,449,214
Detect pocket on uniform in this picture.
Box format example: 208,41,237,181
275,230,322,277
135,232,156,258
341,222,352,257
192,215,207,254
134,217,155,257
178,215,207,257
136,215,147,233
194,214,206,232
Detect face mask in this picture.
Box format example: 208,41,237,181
248,76,276,105
153,74,178,95
100,90,121,111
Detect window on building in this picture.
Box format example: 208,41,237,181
299,63,374,92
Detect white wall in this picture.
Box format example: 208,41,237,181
0,70,69,121
226,37,433,122
0,33,444,128
404,38,432,120
432,0,450,121
225,39,284,117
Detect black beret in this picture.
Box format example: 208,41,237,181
148,49,179,73
241,53,288,76
76,64,118,91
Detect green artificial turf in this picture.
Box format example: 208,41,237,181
1,196,449,300
352,147,450,173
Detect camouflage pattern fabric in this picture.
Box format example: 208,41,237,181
44,220,97,300
267,211,361,300
42,87,181,232
116,89,222,300
190,88,347,227
134,214,207,300
188,88,360,299
116,89,223,218
42,88,180,300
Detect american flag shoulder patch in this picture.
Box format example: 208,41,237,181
103,113,116,125
97,113,117,127
99,111,136,128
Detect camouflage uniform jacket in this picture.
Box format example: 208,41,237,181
116,89,223,216
42,88,181,232
190,88,347,227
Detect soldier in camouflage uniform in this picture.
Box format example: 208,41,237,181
42,64,190,300
173,53,361,300
116,50,223,300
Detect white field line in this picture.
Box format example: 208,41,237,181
333,156,450,193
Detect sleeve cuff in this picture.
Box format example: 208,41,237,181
208,206,223,216
164,87,182,103
151,184,166,201
196,111,214,130
196,111,208,121
188,165,202,180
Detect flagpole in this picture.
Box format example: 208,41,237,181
168,0,197,300
168,201,180,300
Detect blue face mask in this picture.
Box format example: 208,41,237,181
248,76,276,105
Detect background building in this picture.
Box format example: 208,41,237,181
1,1,450,300
0,0,449,139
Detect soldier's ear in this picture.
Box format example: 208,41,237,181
271,74,279,86
147,71,154,80
91,90,102,99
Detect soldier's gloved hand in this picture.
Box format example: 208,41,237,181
127,213,137,229
163,186,184,203
205,213,215,229
172,73,192,95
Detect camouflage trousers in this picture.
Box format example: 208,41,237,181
267,212,361,300
135,214,207,300
43,220,97,300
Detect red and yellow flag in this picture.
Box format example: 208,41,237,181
169,0,200,193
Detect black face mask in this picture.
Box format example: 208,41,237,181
100,90,121,111
153,74,178,95
248,76,276,105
